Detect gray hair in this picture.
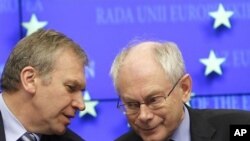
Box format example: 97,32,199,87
1,29,88,92
110,41,186,89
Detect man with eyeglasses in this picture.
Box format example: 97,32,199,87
110,41,250,141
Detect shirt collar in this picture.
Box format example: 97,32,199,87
171,106,191,141
0,93,29,141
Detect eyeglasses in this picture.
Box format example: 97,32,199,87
117,76,182,115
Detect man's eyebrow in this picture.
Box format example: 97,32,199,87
123,98,137,102
122,91,164,101
146,91,165,98
121,96,137,102
67,80,85,89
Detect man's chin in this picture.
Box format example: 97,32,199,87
141,135,165,141
52,126,67,135
140,130,166,141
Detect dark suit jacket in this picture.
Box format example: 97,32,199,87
115,106,250,141
0,111,84,141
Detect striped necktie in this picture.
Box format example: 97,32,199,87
17,132,37,141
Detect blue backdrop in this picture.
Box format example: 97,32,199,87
1,0,250,140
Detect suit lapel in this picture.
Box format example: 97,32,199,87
0,111,6,141
187,107,216,141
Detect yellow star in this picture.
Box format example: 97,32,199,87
200,50,226,76
22,14,48,36
79,91,99,117
209,3,234,29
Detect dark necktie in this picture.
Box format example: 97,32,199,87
17,132,37,141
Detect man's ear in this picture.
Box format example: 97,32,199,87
180,74,192,103
20,66,37,94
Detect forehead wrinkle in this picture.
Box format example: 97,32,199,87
117,42,168,100
121,88,165,101
120,43,162,78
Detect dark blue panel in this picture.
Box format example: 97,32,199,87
17,0,249,99
0,0,20,64
1,0,250,141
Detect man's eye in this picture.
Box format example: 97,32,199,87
149,96,162,104
67,85,76,92
125,102,139,109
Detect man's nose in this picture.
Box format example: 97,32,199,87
72,91,85,111
137,104,153,122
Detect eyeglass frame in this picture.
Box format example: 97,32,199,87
116,76,183,115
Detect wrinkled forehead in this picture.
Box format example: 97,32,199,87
117,47,168,92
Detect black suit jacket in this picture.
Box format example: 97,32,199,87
115,106,250,141
0,111,84,141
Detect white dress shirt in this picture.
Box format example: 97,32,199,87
0,93,40,141
170,106,191,141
